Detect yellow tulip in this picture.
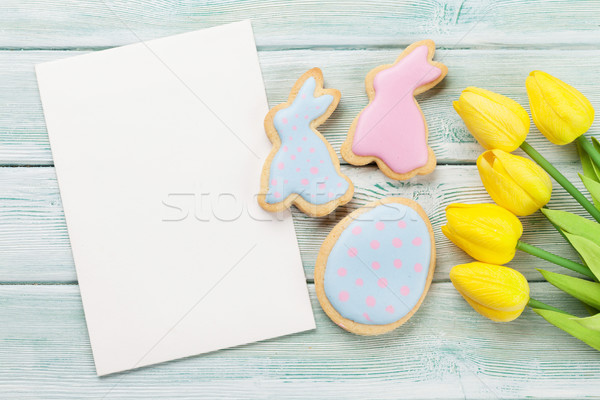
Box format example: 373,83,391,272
477,149,552,216
453,87,530,152
442,203,523,265
450,262,530,322
526,71,595,145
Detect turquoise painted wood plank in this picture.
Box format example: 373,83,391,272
0,283,598,399
1,49,599,165
0,0,599,49
0,164,591,283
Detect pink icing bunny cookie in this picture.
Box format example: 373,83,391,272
341,40,448,180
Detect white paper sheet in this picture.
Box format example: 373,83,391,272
36,20,315,376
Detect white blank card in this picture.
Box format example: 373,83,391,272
36,20,315,376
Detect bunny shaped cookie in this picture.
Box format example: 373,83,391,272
258,68,353,217
342,40,448,180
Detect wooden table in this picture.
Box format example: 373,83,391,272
2,1,599,398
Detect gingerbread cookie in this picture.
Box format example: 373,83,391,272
315,197,436,335
341,40,448,180
258,68,354,217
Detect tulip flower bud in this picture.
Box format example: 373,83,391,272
450,262,530,322
453,87,530,152
442,203,523,265
526,71,595,145
477,149,552,216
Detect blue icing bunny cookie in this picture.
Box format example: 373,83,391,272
258,68,354,217
315,197,436,335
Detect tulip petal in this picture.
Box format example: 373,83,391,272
527,71,595,145
538,269,600,310
540,208,600,244
533,308,600,351
478,150,551,216
450,262,529,312
564,232,600,281
576,313,600,332
444,203,522,264
462,295,524,322
454,87,529,152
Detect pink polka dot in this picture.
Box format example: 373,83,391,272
271,179,277,186
297,147,302,152
352,226,362,235
301,95,306,100
289,136,293,141
348,247,358,257
370,240,380,249
296,167,301,172
414,263,423,273
283,145,288,152
320,160,324,163
413,237,423,246
377,278,388,288
282,118,288,124
355,278,363,286
316,105,321,110
310,167,319,175
309,147,315,153
318,183,326,189
274,192,281,199
366,296,376,307
398,220,407,229
304,115,309,119
291,155,296,160
400,286,410,296
339,291,349,302
295,114,299,118
337,182,342,187
394,259,402,269
301,178,309,185
385,305,394,314
375,221,385,231
292,126,297,131
277,162,284,170
306,159,310,163
302,137,307,141
328,192,334,198
284,179,288,184
325,176,329,180
371,261,380,270
392,238,402,248
363,313,371,321
337,267,347,277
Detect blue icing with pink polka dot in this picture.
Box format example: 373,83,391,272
265,77,349,205
324,203,431,325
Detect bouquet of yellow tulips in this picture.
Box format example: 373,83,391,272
448,71,600,350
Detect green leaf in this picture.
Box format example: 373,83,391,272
576,313,600,332
565,232,600,281
580,173,600,210
583,302,600,316
533,308,600,351
541,208,600,243
537,269,600,310
577,139,600,182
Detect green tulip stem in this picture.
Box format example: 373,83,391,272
516,240,596,279
520,141,600,223
527,298,568,314
576,135,600,170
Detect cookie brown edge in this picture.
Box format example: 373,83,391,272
341,39,448,181
257,68,354,217
314,197,436,335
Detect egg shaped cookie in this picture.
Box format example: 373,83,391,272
315,197,435,335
